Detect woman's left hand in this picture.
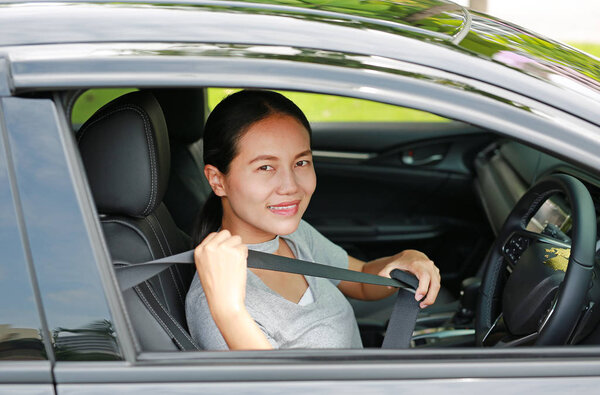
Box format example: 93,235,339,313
377,249,440,308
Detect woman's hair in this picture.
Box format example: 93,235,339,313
191,89,312,245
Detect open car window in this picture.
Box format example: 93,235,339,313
62,84,600,356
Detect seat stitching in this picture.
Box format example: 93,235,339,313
145,284,197,346
145,216,166,256
103,216,169,348
168,267,185,308
78,105,157,217
134,284,183,350
158,217,187,291
145,216,170,304
139,108,158,217
154,212,173,255
103,218,156,257
103,217,197,349
153,215,185,307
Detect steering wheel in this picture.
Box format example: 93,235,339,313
476,173,596,346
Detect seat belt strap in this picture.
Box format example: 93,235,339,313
116,249,419,291
381,284,421,349
115,248,421,349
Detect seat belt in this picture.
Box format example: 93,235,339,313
116,249,422,349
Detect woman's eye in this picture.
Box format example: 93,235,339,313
296,160,310,167
258,165,274,171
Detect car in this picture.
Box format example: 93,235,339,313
2,0,600,392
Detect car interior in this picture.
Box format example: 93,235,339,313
64,86,600,352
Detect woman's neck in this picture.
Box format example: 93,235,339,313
220,219,277,245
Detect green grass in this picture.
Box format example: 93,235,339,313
568,42,600,58
207,88,448,123
71,88,138,125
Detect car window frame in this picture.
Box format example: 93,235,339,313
8,43,600,372
9,42,600,173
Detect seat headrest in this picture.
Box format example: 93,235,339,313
151,89,205,144
78,91,170,218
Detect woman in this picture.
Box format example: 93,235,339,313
185,90,441,350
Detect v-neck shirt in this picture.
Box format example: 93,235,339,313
185,220,363,349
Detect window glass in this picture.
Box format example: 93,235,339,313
0,106,47,361
3,97,122,361
207,88,449,122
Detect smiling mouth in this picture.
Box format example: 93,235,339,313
267,201,300,216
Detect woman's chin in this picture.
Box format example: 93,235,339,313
265,217,302,236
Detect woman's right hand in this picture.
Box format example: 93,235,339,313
194,230,249,322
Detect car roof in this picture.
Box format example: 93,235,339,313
0,0,599,125
0,0,469,44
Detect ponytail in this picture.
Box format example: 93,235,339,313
191,192,222,247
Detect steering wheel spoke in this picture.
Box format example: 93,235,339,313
520,229,571,249
501,230,571,273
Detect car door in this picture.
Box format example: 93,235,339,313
5,30,600,393
306,118,495,294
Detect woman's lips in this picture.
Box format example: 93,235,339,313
267,200,300,216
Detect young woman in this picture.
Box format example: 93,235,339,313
185,90,441,350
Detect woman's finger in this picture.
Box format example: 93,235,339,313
209,229,232,245
220,234,243,248
235,243,249,260
198,231,218,248
414,271,431,302
420,277,440,308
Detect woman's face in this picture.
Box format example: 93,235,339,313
217,113,316,243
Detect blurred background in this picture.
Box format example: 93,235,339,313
454,0,600,56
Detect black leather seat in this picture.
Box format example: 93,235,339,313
151,88,213,235
77,91,200,351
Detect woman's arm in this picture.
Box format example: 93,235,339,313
337,250,441,308
194,230,272,350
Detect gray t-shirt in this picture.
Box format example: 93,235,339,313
185,220,363,350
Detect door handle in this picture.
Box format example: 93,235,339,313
401,152,443,166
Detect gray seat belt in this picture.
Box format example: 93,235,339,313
116,249,421,348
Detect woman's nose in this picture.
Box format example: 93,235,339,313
277,168,299,194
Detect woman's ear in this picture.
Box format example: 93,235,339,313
204,165,227,197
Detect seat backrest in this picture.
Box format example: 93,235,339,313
78,91,199,351
151,88,213,235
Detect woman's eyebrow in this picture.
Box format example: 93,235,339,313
248,155,278,164
295,150,312,159
249,150,311,164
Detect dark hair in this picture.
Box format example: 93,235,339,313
191,90,312,246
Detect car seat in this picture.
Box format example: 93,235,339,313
77,91,200,351
150,88,212,235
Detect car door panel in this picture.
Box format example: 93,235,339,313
306,122,495,292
